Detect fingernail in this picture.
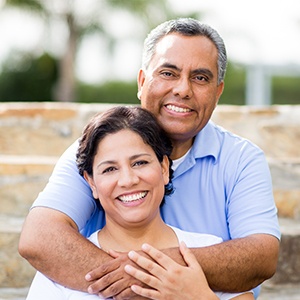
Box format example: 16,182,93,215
85,274,91,281
128,250,135,259
124,264,132,272
142,243,150,250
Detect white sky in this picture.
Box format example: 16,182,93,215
0,0,300,83
173,0,300,66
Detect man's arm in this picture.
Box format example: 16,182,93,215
85,233,279,297
19,207,112,291
163,234,279,292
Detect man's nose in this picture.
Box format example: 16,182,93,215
173,77,193,99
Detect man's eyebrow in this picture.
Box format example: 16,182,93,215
191,68,214,79
160,63,181,71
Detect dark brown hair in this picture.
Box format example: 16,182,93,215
76,106,174,198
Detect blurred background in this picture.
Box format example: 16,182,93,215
0,0,299,105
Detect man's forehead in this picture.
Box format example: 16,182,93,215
150,33,218,71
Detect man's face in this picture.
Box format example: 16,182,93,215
138,33,224,150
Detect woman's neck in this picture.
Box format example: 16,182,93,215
98,216,178,252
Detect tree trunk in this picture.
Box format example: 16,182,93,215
54,13,76,102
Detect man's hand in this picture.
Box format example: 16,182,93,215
86,250,151,299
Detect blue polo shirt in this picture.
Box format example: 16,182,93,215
162,121,280,241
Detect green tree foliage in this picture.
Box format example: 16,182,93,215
219,62,246,105
272,76,300,105
3,0,175,102
77,81,138,104
0,52,58,101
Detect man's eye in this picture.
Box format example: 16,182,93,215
195,75,208,82
162,71,173,77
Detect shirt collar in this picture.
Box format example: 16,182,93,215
191,121,220,163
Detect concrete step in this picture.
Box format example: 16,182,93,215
1,103,300,159
0,287,29,300
1,154,300,220
0,102,116,156
269,218,300,285
0,155,57,218
259,283,300,299
269,158,300,220
0,216,36,288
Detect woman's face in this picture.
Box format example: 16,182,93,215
84,129,169,228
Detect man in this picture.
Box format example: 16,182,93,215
19,18,280,299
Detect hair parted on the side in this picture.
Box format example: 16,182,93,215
76,106,174,202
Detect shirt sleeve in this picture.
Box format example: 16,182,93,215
226,141,281,240
26,272,65,300
31,140,97,231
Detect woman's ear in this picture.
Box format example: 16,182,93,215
161,155,170,185
83,171,99,199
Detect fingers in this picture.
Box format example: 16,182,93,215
124,263,161,290
85,259,119,282
130,284,161,299
85,253,138,297
87,270,122,295
137,243,176,270
179,241,200,268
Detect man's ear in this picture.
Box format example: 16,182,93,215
83,171,99,199
137,68,146,101
215,81,225,107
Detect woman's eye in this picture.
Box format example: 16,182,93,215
133,160,148,167
102,166,116,174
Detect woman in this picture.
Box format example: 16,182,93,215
26,106,253,299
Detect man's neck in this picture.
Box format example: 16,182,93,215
170,138,194,160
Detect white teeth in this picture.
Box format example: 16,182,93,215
166,105,191,113
118,192,147,203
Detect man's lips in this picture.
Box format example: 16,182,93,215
165,104,192,113
117,191,148,203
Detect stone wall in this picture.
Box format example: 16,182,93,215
0,102,299,291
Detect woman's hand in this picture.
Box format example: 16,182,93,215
124,242,219,300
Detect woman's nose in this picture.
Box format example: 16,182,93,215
118,168,139,187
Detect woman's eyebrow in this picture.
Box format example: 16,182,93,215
96,153,151,169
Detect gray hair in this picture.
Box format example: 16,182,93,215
142,18,227,84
